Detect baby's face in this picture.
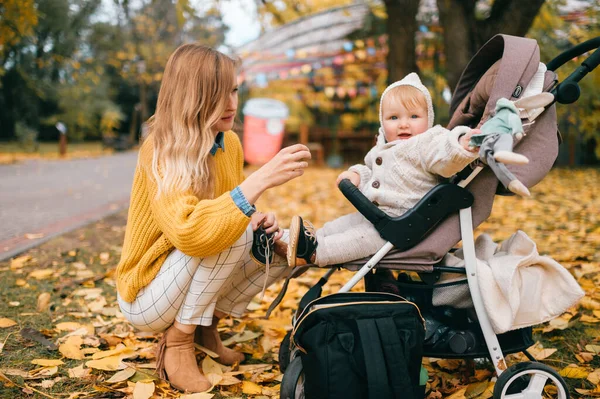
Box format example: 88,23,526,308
381,96,428,142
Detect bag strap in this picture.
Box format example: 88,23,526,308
356,319,393,399
376,317,416,399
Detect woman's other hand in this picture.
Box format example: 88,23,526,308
250,211,284,240
240,144,311,204
336,171,360,187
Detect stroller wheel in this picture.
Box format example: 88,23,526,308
493,361,569,399
278,331,292,373
280,357,305,399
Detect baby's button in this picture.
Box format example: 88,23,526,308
372,181,380,189
375,157,382,165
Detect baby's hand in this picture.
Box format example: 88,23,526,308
336,171,360,187
460,128,481,152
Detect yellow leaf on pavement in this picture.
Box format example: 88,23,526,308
0,318,17,328
559,365,589,379
86,356,127,371
31,359,64,366
133,381,155,399
241,380,262,395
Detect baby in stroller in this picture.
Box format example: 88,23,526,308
284,72,481,268
279,34,599,399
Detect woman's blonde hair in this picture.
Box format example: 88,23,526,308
149,44,239,199
384,85,427,112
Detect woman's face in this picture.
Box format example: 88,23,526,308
212,78,239,134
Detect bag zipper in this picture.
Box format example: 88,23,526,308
291,299,425,353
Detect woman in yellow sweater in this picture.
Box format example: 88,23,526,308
116,44,310,392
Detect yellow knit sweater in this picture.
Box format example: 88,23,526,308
116,130,250,302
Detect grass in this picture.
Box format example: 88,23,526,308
0,142,114,164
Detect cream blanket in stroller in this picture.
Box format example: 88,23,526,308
435,231,584,334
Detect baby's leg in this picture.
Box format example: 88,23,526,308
317,212,367,237
315,214,387,267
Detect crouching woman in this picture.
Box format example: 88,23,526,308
115,44,310,392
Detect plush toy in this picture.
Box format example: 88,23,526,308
469,93,554,197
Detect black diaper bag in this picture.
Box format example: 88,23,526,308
281,292,426,399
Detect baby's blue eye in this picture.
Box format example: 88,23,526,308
411,115,419,119
391,116,398,120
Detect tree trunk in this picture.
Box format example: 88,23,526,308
436,0,476,92
383,0,420,84
436,0,546,91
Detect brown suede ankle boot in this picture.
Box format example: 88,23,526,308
156,325,211,393
194,317,245,366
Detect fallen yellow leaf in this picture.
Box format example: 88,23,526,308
559,365,589,379
217,374,242,386
86,356,127,371
585,344,600,354
106,368,136,383
31,359,64,366
241,380,262,395
202,356,223,376
587,369,600,385
59,342,85,360
0,318,17,328
68,364,91,378
55,322,83,332
132,381,155,399
28,268,54,280
446,387,467,399
179,393,215,399
36,292,52,312
91,346,136,360
10,255,32,269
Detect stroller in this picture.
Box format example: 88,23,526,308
278,34,600,399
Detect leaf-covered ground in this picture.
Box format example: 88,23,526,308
1,167,599,398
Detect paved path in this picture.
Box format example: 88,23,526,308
0,152,138,261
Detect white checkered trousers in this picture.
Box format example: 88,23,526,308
118,226,290,332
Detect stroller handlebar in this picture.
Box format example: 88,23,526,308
547,36,600,105
546,36,600,72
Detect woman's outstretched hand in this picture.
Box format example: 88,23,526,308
239,144,311,205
